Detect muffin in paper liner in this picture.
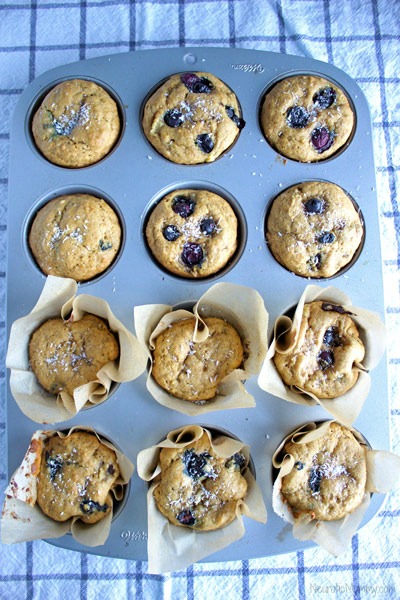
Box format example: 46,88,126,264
134,282,269,415
137,424,267,574
6,275,148,424
0,426,134,547
272,420,400,556
257,284,386,425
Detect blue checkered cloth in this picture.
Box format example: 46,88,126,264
1,1,399,598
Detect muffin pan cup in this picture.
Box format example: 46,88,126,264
5,48,389,563
1,426,134,547
271,420,400,556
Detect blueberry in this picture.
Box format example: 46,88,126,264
200,217,217,236
321,303,354,315
309,466,322,494
172,195,196,218
308,253,322,270
323,326,341,347
80,499,108,515
164,108,184,128
313,87,337,110
310,126,334,153
180,72,213,94
181,242,204,267
99,239,113,251
182,449,210,480
107,464,115,475
46,452,63,481
226,452,246,471
295,461,305,471
317,231,336,244
225,105,246,130
177,509,196,526
318,350,334,369
163,224,181,241
286,105,310,129
196,133,214,154
304,198,325,214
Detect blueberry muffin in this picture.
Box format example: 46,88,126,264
29,193,121,281
266,181,363,278
32,79,120,167
152,316,244,402
280,422,367,521
260,75,354,162
142,72,245,164
37,431,120,523
153,431,248,530
146,189,238,278
273,301,365,399
29,313,120,395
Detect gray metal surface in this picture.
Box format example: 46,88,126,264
6,48,388,562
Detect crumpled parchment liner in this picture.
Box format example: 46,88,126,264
272,420,400,556
1,426,134,547
134,282,269,415
257,284,386,425
137,424,267,573
6,275,148,424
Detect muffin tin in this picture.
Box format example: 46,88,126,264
6,48,388,562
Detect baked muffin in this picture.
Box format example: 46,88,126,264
152,316,244,402
260,75,354,162
142,72,245,164
280,422,367,521
266,181,363,278
29,193,121,281
37,431,120,523
273,301,365,399
153,431,248,530
29,313,120,395
146,189,238,278
32,79,120,167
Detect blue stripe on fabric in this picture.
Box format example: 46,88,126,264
135,558,144,599
80,1,87,61
351,536,361,600
297,551,305,600
179,0,185,47
228,0,236,48
129,2,136,51
28,0,37,82
322,0,333,63
186,564,194,600
242,559,249,600
371,0,400,271
80,553,88,600
26,542,33,600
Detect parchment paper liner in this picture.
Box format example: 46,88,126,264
134,282,269,415
1,426,134,547
137,424,267,573
272,420,400,556
6,275,148,424
257,284,386,425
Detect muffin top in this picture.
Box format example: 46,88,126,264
280,422,367,521
29,193,121,281
32,78,120,167
29,313,120,396
151,316,244,402
153,431,248,530
37,431,120,523
266,181,363,278
145,189,238,278
260,74,354,162
142,71,245,164
273,301,365,399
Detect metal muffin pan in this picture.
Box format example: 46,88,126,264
6,47,387,562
